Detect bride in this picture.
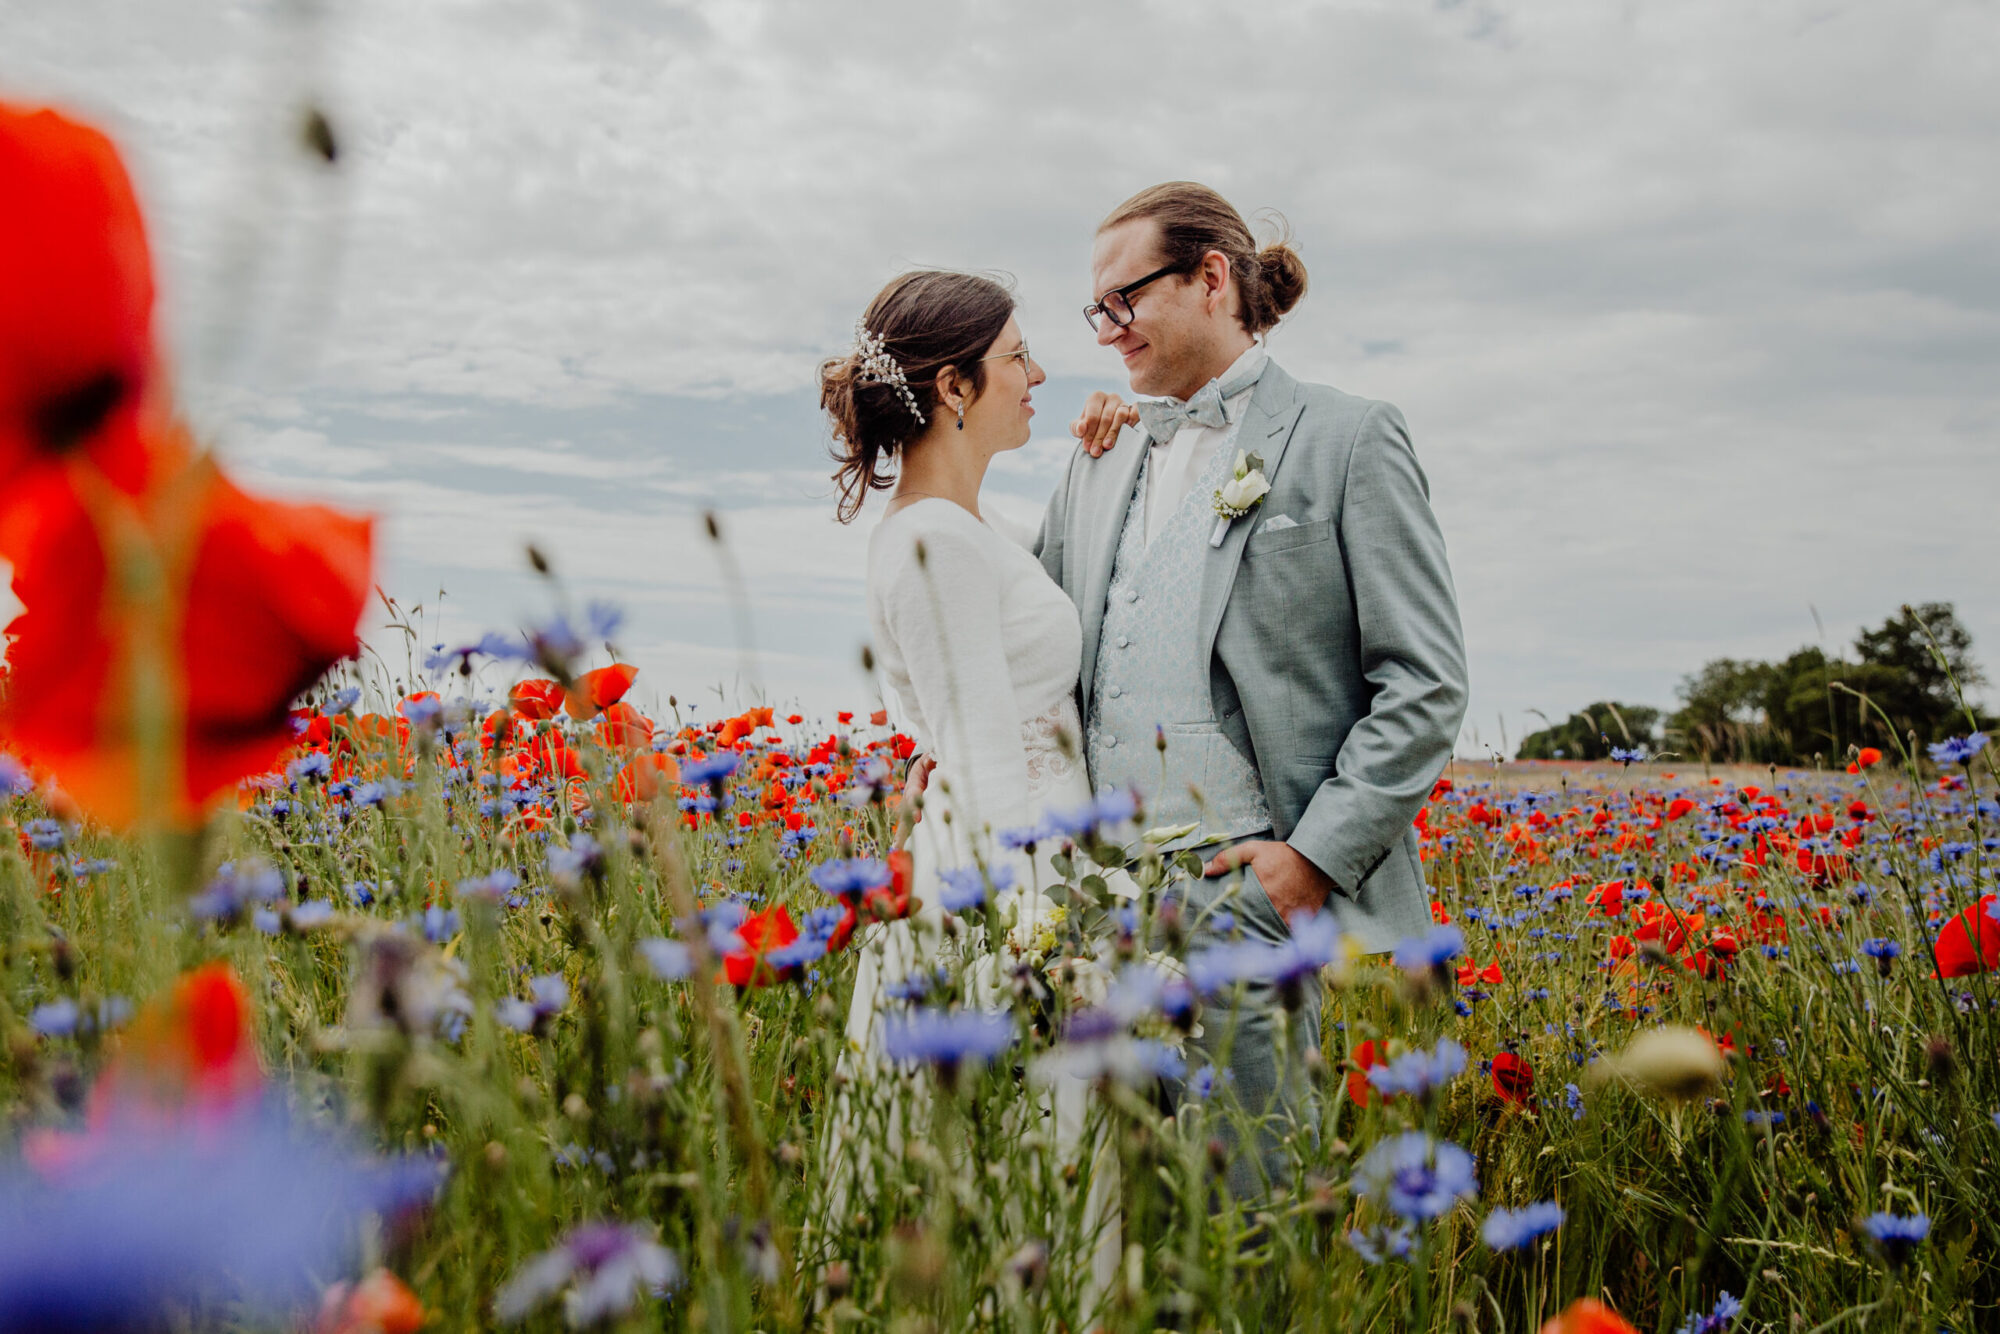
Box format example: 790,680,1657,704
816,270,1129,1307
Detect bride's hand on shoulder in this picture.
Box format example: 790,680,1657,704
1070,392,1140,459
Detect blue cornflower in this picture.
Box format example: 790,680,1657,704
29,999,81,1039
285,900,338,932
882,1009,1014,1070
0,754,32,797
1351,1132,1478,1222
350,781,390,808
1480,1201,1566,1250
1609,746,1646,765
0,1099,439,1329
493,1220,681,1326
1743,1110,1786,1128
1861,1211,1930,1267
810,858,891,898
637,938,693,980
1392,924,1464,976
1033,1037,1184,1086
1367,1038,1468,1099
1860,938,1901,959
457,869,522,902
189,862,288,925
419,905,462,944
497,974,570,1034
938,865,1014,912
1928,733,1988,767
1564,1083,1585,1121
323,685,363,714
548,834,605,883
1346,1223,1416,1264
1675,1292,1742,1334
347,881,377,907
680,751,740,787
765,936,829,971
24,819,65,852
399,695,444,729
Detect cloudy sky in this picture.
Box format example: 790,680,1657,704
6,0,1996,754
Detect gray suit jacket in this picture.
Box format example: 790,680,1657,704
1035,361,1468,950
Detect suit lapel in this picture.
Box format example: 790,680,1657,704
1197,363,1306,665
1075,431,1152,700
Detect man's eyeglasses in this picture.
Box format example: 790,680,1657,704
1083,262,1194,332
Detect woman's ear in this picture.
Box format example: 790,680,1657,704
935,365,966,415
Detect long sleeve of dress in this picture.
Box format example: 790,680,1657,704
876,518,1035,856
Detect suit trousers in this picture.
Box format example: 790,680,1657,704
1162,838,1321,1202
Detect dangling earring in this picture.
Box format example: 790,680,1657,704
955,402,965,431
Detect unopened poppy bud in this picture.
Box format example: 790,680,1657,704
822,1261,852,1299
299,105,339,165
1925,1033,1955,1081
1206,1137,1230,1176
703,510,721,541
913,539,927,568
860,644,875,673
526,544,550,574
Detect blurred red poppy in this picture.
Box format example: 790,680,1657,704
564,662,638,720
722,906,801,987
1346,1039,1383,1107
510,679,564,720
1491,1051,1533,1104
1934,894,2000,978
0,102,160,510
595,701,654,751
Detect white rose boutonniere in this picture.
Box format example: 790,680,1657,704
1209,450,1271,547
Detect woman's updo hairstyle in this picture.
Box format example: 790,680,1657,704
1098,181,1307,336
821,270,1015,524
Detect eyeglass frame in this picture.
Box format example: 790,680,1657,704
978,340,1034,372
1082,260,1198,332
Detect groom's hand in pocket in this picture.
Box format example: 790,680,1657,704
1202,840,1335,921
1070,392,1140,458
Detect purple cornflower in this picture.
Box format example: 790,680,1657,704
1352,1132,1478,1223
0,754,32,797
458,869,523,903
1927,733,1987,766
1480,1201,1566,1250
1346,1223,1416,1264
1674,1291,1742,1334
637,938,693,981
0,1099,439,1331
679,752,740,787
1861,1211,1930,1268
810,858,891,898
24,819,65,852
496,975,569,1034
1564,1083,1585,1121
882,1009,1015,1071
1391,924,1464,976
547,834,605,884
493,1220,681,1326
939,865,1014,912
1366,1038,1468,1099
189,862,287,926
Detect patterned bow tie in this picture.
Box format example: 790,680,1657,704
1134,352,1268,443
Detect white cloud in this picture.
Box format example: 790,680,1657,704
4,0,1996,754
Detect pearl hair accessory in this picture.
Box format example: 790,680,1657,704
852,321,926,426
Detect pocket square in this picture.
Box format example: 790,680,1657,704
1257,514,1299,532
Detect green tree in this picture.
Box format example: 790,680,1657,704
1850,602,1988,744
1517,701,1661,761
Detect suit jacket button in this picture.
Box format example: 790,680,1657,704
1103,735,1118,748
1115,636,1130,648
1108,686,1122,699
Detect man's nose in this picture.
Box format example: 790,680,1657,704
1094,318,1124,348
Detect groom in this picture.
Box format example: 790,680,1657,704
1037,182,1468,1196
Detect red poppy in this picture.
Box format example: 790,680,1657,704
1539,1299,1639,1334
1933,894,2000,978
563,662,638,720
0,103,161,510
1456,957,1504,988
721,906,801,987
1665,798,1696,820
614,752,679,803
314,1270,426,1334
0,454,370,826
510,678,564,720
1346,1039,1384,1107
595,701,654,751
1491,1051,1533,1104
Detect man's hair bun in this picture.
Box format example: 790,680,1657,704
1256,242,1308,322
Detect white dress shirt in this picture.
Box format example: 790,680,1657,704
1141,342,1269,546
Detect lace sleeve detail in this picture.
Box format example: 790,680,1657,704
1021,697,1083,801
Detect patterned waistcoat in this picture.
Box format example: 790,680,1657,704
1086,438,1272,846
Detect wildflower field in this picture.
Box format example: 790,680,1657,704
6,98,2000,1334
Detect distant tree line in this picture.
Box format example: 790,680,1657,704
1517,603,1992,766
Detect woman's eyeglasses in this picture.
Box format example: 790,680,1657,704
980,341,1033,372
1083,262,1194,332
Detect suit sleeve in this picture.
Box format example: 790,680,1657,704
1033,448,1077,588
1287,402,1468,896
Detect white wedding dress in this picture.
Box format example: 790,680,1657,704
829,497,1118,1309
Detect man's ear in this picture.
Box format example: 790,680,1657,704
1199,249,1233,315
